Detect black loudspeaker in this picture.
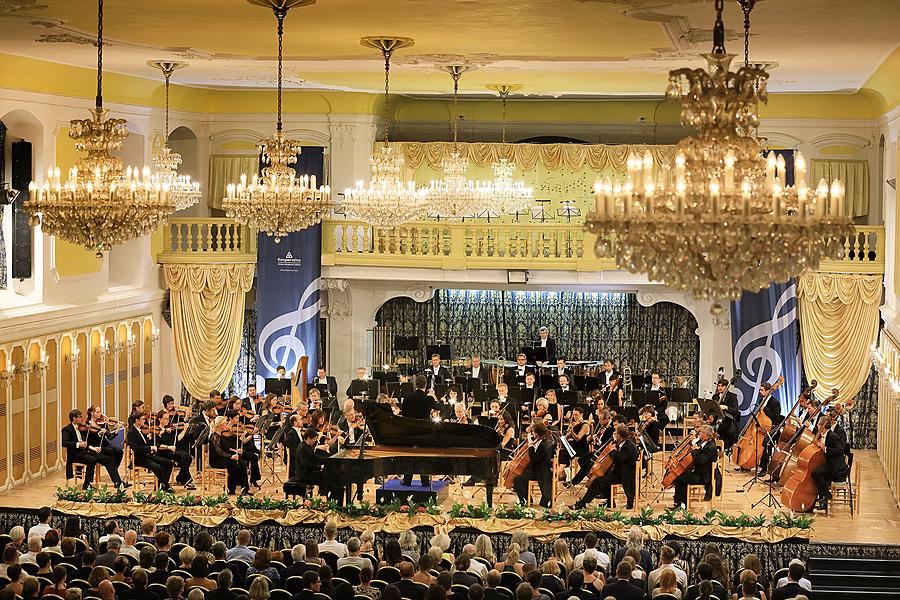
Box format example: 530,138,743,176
11,140,32,280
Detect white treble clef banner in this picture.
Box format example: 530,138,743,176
730,280,803,417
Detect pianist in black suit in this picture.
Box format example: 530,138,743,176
290,428,341,499
513,421,555,508
402,375,436,488
61,409,124,489
425,354,452,389
535,326,557,365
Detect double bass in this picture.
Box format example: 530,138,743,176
767,380,817,478
781,401,850,512
777,389,839,485
662,431,698,489
732,376,785,470
500,437,532,489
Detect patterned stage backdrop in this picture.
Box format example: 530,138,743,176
377,290,700,393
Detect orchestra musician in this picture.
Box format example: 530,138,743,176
225,405,261,487
812,411,849,511
208,390,225,416
345,367,369,398
282,414,304,476
557,373,577,395
338,400,366,445
513,421,555,508
522,372,541,404
287,428,341,499
541,391,564,428
496,411,517,458
451,402,470,424
671,424,718,509
208,415,250,496
646,372,670,428
712,378,740,449
573,424,639,510
154,409,195,489
637,406,662,454
603,375,624,410
570,409,613,487
125,412,174,492
557,406,590,481
468,354,491,388
61,409,126,490
753,382,782,472
507,353,532,384
554,358,572,378
534,326,557,366
600,359,620,389
241,384,262,415
425,354,452,390
307,388,324,413
313,367,339,398
86,406,124,472
401,375,436,488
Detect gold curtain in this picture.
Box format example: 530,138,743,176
207,154,259,210
797,273,882,399
392,141,676,172
164,264,255,398
809,158,870,217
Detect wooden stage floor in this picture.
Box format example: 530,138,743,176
0,449,896,546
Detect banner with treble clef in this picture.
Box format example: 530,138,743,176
730,280,803,420
255,146,324,391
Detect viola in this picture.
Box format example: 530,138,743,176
733,375,785,470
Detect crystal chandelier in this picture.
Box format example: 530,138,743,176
24,0,177,258
224,0,331,242
484,84,532,215
583,0,853,306
426,66,492,221
342,36,427,229
148,61,201,211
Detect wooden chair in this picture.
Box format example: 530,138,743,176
200,445,229,494
687,443,722,512
67,448,101,488
828,453,860,516
611,449,643,509
123,445,158,493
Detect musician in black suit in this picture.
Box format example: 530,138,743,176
513,421,555,508
345,367,369,398
574,424,638,510
468,354,491,388
672,424,718,508
761,381,783,427
288,428,340,499
712,378,740,449
282,414,303,477
312,367,338,398
155,410,194,489
506,353,533,385
125,412,174,491
553,358,572,379
535,326,557,365
241,384,260,413
61,409,125,489
521,371,541,403
600,359,620,389
812,414,849,511
557,373,577,393
402,375,436,487
425,354,452,389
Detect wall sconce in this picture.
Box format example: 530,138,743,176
66,345,81,369
34,351,49,374
116,334,136,356
149,327,160,347
0,361,13,383
97,337,110,360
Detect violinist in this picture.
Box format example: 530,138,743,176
307,388,324,413
531,397,551,429
542,389,564,428
282,414,304,476
600,359,620,389
125,412,174,491
570,409,613,487
208,416,250,495
225,407,261,487
637,406,661,454
242,384,263,416
557,406,590,481
712,378,740,449
812,409,849,511
86,406,124,472
132,400,147,416
603,375,623,410
671,424,717,509
451,402,470,424
209,390,225,416
154,410,195,489
513,421,555,508
338,399,366,445
573,423,638,510
557,373,577,394
61,409,126,490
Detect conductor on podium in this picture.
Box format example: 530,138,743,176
402,375,436,487
535,326,557,366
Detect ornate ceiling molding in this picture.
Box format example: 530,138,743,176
808,132,873,150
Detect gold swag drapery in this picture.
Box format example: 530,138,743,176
797,273,882,400
164,264,255,399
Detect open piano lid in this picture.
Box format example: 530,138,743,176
364,402,501,449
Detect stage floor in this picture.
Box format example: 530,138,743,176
0,449,896,545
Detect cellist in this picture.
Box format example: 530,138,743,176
712,378,739,450
671,424,718,509
512,421,555,508
573,424,638,510
811,410,849,511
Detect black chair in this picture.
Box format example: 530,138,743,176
333,577,351,589
271,590,292,600
0,534,12,548
451,584,470,600
771,567,789,588
355,596,371,600
170,543,187,558
272,560,287,573
43,595,65,600
112,581,132,595
232,588,250,597
35,576,54,589
149,583,168,597
499,571,522,593
69,579,90,591
73,538,89,554
376,566,400,584
20,563,39,576
654,595,680,600
370,580,388,591
134,541,154,551
314,593,332,600
284,576,305,594
172,569,191,579
0,576,10,589
338,565,362,585
97,542,108,555
320,551,340,573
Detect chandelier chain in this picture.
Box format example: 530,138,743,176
500,88,508,144
164,69,171,137
382,47,392,144
274,7,286,133
95,0,103,109
451,68,461,146
739,0,756,67
712,0,726,55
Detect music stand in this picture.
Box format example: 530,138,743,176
385,382,401,398
434,383,449,399
399,381,414,397
560,390,579,408
474,388,498,408
425,344,453,361
366,380,381,398
540,374,557,390
631,390,653,409
697,399,724,419
265,378,290,397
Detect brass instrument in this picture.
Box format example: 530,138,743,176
622,366,633,396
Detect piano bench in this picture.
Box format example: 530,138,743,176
283,481,310,499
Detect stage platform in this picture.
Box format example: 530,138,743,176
0,449,896,546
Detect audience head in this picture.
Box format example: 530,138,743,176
468,584,484,600
166,575,185,599
318,564,332,584
236,529,252,546
658,569,677,591
436,572,452,591
323,520,338,541
567,570,584,590
64,590,81,600
697,562,713,581
155,552,169,572
21,577,40,599
51,564,67,585
583,533,597,550
217,569,233,589
625,526,643,551
540,560,559,576
740,573,758,596
1,546,16,564
61,517,81,538
515,582,532,600
112,555,128,575
474,534,494,562
105,535,122,553
382,584,401,600
305,539,319,562
248,575,270,600
383,539,402,565
505,542,520,565
212,541,226,560
28,536,42,553
88,566,108,589
302,570,320,591
582,556,597,574
253,547,272,569
788,561,805,582
6,565,21,583
659,545,675,565
193,531,213,553
131,568,148,589
360,566,373,585
423,584,446,600
180,546,196,567
291,544,306,563
82,549,97,567
155,531,171,551
187,590,205,600
616,561,632,580
741,553,761,574
399,561,415,579
347,537,360,555
9,526,24,546
486,570,501,588
60,537,76,557
190,556,210,578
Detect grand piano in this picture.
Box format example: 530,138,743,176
323,402,502,505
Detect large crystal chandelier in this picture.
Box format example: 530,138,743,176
224,0,331,242
24,0,177,258
484,84,532,214
583,0,853,306
426,66,492,220
148,61,200,211
342,36,427,229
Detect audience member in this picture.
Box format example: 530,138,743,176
613,527,653,574
292,570,321,600
735,573,761,600
684,563,728,600
42,564,68,597
0,546,18,578
483,570,506,600
398,530,420,563
395,561,426,600
511,532,537,570
139,544,157,571
379,539,403,569
95,535,122,569
423,584,445,600
474,535,495,565
774,559,811,592
120,530,141,560
206,570,241,600
550,539,574,577
304,540,323,567
581,556,605,596
647,545,688,591
336,537,369,570
98,521,121,545
193,532,215,564
110,555,130,583
227,530,256,563
359,530,375,554
44,529,62,555
120,568,161,600
19,576,39,600
19,536,43,566
149,552,172,585
652,569,681,599
468,584,484,600
599,562,643,600
318,521,348,558
179,546,196,570
155,531,172,553
770,562,808,600
165,574,185,600
413,555,436,585
138,518,157,543
184,556,217,590
556,570,594,600
4,565,23,596
524,569,552,600
574,533,610,574
282,545,310,580
248,548,280,587
538,561,564,596
354,566,380,600
451,555,479,587
249,576,271,600
27,507,53,540
75,549,97,581
495,543,524,577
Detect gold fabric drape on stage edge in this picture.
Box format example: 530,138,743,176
392,142,676,172
52,502,806,544
164,264,255,399
797,272,882,400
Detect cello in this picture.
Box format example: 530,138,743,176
767,380,817,478
781,402,850,512
777,389,839,485
732,376,784,470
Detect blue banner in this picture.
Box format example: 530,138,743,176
730,280,802,418
255,147,323,389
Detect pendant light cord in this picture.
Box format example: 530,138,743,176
382,46,393,145
451,68,462,146
96,0,103,109
500,88,509,144
274,7,287,134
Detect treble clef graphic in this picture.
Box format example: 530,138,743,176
257,278,321,382
732,284,797,415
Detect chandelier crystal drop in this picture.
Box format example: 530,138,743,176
223,0,331,242
583,0,853,305
483,84,532,214
148,61,200,211
24,0,177,258
342,36,427,229
427,65,493,220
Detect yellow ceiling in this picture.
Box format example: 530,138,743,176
0,0,897,97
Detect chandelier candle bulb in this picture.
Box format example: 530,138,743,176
642,150,654,190
724,151,735,193
766,152,776,188
795,152,807,184
776,154,786,186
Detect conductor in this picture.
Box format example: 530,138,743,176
402,375,436,488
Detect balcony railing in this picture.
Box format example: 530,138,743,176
815,225,885,274
156,218,257,264
321,220,618,271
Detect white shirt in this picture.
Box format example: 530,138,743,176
776,576,812,591
432,366,442,375
317,377,327,384
27,523,51,540
648,564,687,592
574,548,610,573
471,367,481,378
318,540,348,558
467,561,488,579
18,551,39,566
120,545,140,560
517,366,526,375
540,339,547,348
604,371,613,384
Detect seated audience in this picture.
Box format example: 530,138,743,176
771,562,809,600
599,561,644,600
247,548,280,587
336,537,369,571
355,566,381,600
318,521,348,558
227,530,256,563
